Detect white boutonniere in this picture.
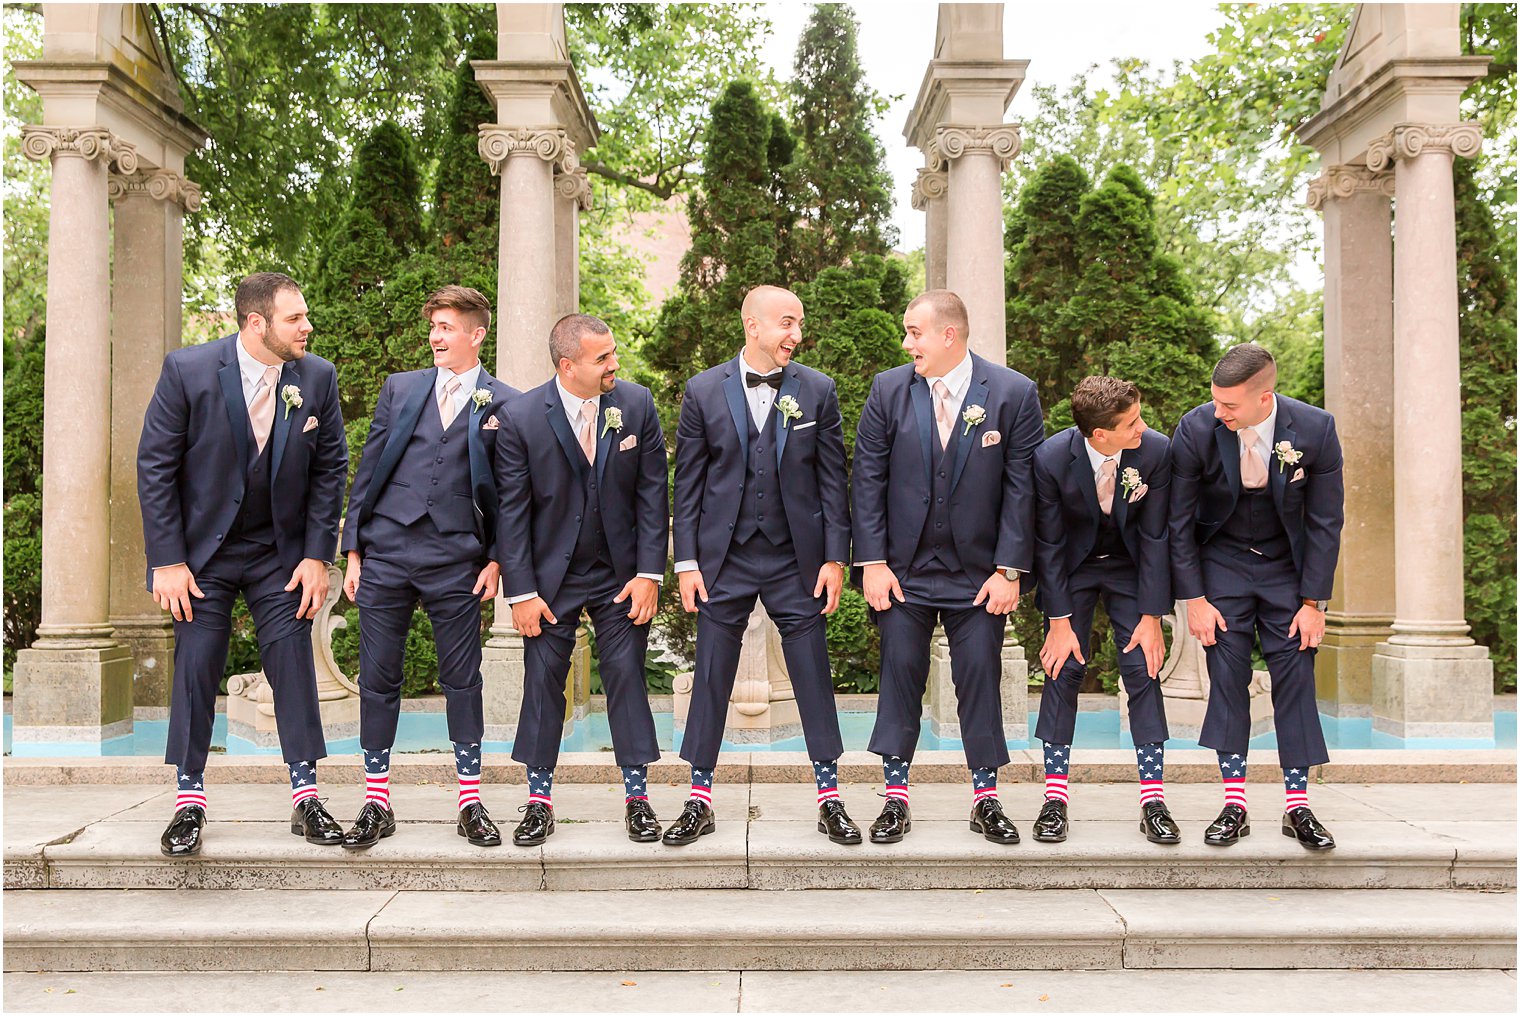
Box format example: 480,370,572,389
1121,466,1148,503
280,385,302,420
961,403,986,436
776,394,803,429
1274,440,1303,473
470,388,492,413
601,406,623,437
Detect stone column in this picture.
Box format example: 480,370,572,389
12,126,137,752
553,166,590,319
937,125,1020,365
107,170,200,717
1305,165,1396,725
1366,122,1493,741
912,164,948,290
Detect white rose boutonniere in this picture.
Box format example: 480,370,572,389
470,388,492,413
1274,440,1303,473
776,394,803,429
601,406,624,437
961,403,986,436
281,385,302,420
1121,466,1148,503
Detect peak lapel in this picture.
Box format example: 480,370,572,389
949,376,989,492
1269,400,1295,518
1213,420,1243,517
909,374,934,489
216,339,251,471
270,359,302,481
595,386,621,486
774,367,802,466
1072,431,1102,523
722,363,749,461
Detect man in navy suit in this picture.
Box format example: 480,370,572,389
667,286,857,847
495,313,669,846
1171,343,1344,850
340,285,517,849
852,290,1044,845
1032,376,1177,845
138,272,348,857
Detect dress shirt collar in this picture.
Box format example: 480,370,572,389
554,375,600,426
1237,394,1278,460
1083,436,1121,476
235,333,283,392
924,350,973,400
435,361,482,400
738,349,783,380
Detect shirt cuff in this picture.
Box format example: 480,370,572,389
152,563,188,570
505,591,539,605
636,572,664,584
854,560,886,567
1048,614,1072,621
673,560,698,574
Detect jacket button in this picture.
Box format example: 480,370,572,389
564,553,571,560
216,533,223,541
922,497,930,505
426,499,434,506
758,515,765,522
233,498,240,505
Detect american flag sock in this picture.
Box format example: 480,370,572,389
453,742,482,810
971,766,998,803
621,765,648,802
689,765,714,807
882,755,910,805
1217,751,1248,811
812,758,840,806
1283,766,1310,813
288,760,319,808
175,765,206,813
525,765,553,808
1042,741,1070,803
363,747,392,811
1135,742,1165,805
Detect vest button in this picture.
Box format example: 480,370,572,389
757,515,765,522
436,457,444,464
757,492,764,499
922,497,929,505
426,499,434,506
936,522,943,528
440,437,447,444
938,471,946,479
936,497,943,504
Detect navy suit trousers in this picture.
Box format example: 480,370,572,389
681,533,843,770
165,535,326,770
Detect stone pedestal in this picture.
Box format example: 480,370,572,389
10,646,134,754
482,640,525,744
1372,643,1495,743
926,623,1028,745
673,605,803,747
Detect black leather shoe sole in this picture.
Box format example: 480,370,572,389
1204,826,1250,847
970,820,1020,845
341,825,396,851
512,826,553,847
628,826,661,843
662,822,715,847
159,842,201,859
817,821,863,845
459,825,502,847
1032,826,1067,843
1282,825,1335,851
869,821,910,844
1143,824,1182,845
290,819,344,846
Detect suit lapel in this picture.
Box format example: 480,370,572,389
1269,399,1294,518
544,382,589,482
373,369,436,492
722,362,749,461
466,369,498,509
1214,420,1242,497
909,374,934,489
1113,444,1135,531
1072,430,1102,523
774,367,801,466
595,386,620,486
269,359,301,481
949,372,988,492
216,336,250,471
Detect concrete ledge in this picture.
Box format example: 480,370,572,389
539,819,747,890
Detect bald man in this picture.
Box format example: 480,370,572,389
665,285,858,846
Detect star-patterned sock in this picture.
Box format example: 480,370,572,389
971,766,998,803
1136,742,1165,805
1218,751,1247,811
689,765,714,806
621,765,648,802
526,766,553,808
288,760,319,808
453,742,482,811
175,766,206,813
812,759,840,806
882,755,910,804
363,747,392,811
1042,741,1070,803
1283,766,1309,813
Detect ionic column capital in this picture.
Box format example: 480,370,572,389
21,125,139,174
108,170,202,212
477,126,575,176
1305,164,1395,210
932,124,1022,170
554,165,592,210
911,168,948,211
1366,122,1483,172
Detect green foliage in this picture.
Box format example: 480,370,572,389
3,492,42,676
826,585,878,693
2,329,44,673
329,603,442,699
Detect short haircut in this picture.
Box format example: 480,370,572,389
235,272,301,329
1212,343,1277,389
1071,376,1141,437
741,285,798,322
906,289,971,341
549,313,612,368
423,285,492,334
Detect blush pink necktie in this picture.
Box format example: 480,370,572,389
578,400,596,463
1239,427,1268,490
1096,458,1117,516
249,365,281,454
932,380,952,450
438,377,461,429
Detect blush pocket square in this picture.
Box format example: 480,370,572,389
981,430,1002,448
302,416,319,433
619,434,639,451
482,417,500,431
1291,467,1305,482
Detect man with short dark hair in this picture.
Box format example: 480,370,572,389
1031,376,1176,844
138,272,348,857
495,313,669,846
340,284,517,849
1171,343,1345,850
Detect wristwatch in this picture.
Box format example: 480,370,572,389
1001,567,1020,582
1304,598,1328,611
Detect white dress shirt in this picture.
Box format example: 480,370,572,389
235,335,284,407
435,362,483,421
1238,394,1278,471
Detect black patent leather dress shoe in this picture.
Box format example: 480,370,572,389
661,799,716,846
1203,803,1250,846
290,798,345,845
512,801,555,847
817,799,863,845
160,805,206,858
1282,806,1336,851
969,797,1020,844
1031,798,1068,843
1140,800,1182,844
869,798,912,844
625,798,661,842
457,802,502,847
341,801,397,850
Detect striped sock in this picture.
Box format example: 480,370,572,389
363,747,391,810
175,765,206,813
621,765,648,802
1283,766,1310,813
288,760,319,807
971,766,998,803
525,766,553,808
882,755,910,804
812,758,840,805
1218,751,1248,811
1136,742,1165,805
454,742,482,810
689,766,714,806
1042,741,1070,803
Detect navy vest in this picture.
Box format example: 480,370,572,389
569,451,613,573
1087,506,1129,564
1217,484,1290,560
228,437,276,547
733,408,790,546
371,397,474,534
911,426,965,574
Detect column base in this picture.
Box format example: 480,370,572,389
110,617,175,712
926,627,1029,743
1372,640,1494,743
1315,613,1391,719
11,644,134,755
223,672,360,749
999,635,1029,744
481,639,525,745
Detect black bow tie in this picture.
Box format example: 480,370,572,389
745,371,783,390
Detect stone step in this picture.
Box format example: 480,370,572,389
5,888,1514,972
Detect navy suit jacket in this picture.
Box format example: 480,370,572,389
1033,426,1172,618
673,359,850,582
851,352,1045,584
1168,394,1344,602
340,366,518,556
136,333,347,589
494,378,669,605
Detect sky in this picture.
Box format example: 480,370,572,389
756,1,1229,250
